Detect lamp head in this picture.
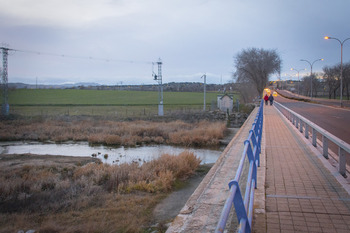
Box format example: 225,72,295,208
324,36,330,40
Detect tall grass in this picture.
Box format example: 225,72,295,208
0,119,226,147
0,151,201,232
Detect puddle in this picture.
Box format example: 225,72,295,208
0,141,223,165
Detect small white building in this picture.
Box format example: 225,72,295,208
217,94,233,113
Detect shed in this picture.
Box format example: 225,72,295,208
217,94,233,113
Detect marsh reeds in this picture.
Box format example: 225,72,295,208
0,119,226,147
0,151,201,232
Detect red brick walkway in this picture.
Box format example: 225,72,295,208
257,105,350,233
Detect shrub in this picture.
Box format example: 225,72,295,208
0,150,203,232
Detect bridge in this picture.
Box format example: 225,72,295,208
166,93,350,232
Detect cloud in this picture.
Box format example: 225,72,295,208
0,0,141,28
1,0,350,85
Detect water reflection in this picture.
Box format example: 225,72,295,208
0,141,223,165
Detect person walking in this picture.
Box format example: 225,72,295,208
264,94,269,105
268,94,274,105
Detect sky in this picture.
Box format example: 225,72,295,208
1,0,350,85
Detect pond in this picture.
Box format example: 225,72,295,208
0,141,223,165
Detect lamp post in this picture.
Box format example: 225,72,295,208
324,36,350,107
300,58,323,99
291,68,306,96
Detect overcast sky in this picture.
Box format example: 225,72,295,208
1,0,349,85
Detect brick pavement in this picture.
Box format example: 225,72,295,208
255,105,350,233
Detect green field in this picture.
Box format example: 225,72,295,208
4,89,236,117
7,89,218,105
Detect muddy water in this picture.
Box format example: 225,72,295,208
0,141,223,165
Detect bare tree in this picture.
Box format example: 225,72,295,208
312,73,322,97
323,65,340,99
343,62,350,100
301,76,311,96
322,62,350,100
233,48,282,96
234,82,258,103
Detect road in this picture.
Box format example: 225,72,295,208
274,94,350,145
277,89,350,109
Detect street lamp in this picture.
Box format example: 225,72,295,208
324,36,350,107
290,68,306,96
300,58,324,99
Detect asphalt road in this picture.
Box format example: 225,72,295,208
277,89,350,109
275,95,350,145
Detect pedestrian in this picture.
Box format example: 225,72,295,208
264,94,269,105
268,94,274,105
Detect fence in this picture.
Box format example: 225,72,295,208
8,104,208,118
215,100,264,233
274,101,350,177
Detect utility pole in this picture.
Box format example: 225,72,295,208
153,58,163,116
1,47,9,115
201,74,206,111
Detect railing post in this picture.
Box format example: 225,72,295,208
289,111,292,121
275,101,350,178
339,147,347,177
305,124,309,139
312,128,317,147
296,117,299,129
322,135,329,159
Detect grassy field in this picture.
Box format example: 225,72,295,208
4,89,236,116
7,89,220,105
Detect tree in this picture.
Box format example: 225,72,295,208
301,76,311,96
233,48,282,96
311,73,322,97
343,62,350,100
323,65,340,99
322,62,350,100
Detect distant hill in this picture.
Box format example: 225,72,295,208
8,82,101,89
7,82,236,93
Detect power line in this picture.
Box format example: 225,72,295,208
0,45,162,116
4,46,154,65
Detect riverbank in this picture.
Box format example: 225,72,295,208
0,151,204,232
0,115,241,232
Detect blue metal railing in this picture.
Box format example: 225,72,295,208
215,100,264,233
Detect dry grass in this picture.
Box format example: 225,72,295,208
0,151,201,232
0,118,226,147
